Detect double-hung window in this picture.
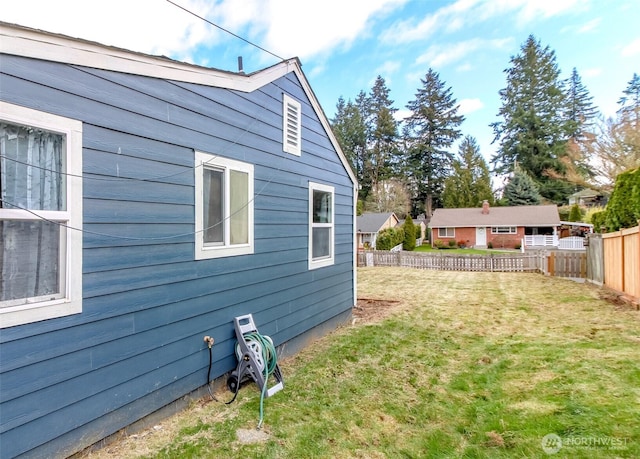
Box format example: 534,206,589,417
0,102,83,328
308,182,334,269
195,151,254,259
438,227,455,238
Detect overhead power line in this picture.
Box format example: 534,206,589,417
165,0,285,62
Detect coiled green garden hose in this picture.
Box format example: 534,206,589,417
241,332,278,429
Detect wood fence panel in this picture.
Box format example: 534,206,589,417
586,234,604,285
548,251,587,278
601,225,639,302
603,231,625,292
622,227,639,299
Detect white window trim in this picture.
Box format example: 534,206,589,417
438,227,455,238
194,151,254,260
308,181,335,270
282,94,301,156
491,226,517,234
0,101,83,328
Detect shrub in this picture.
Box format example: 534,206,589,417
457,240,467,248
558,205,571,221
605,168,640,231
448,240,456,248
377,227,404,250
514,242,521,250
568,203,583,222
434,239,445,249
402,216,416,251
487,242,493,249
590,210,607,232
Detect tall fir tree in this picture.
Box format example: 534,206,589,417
366,76,400,196
404,68,464,216
565,67,599,142
617,72,640,127
491,35,574,203
557,67,598,186
502,167,543,206
331,96,367,184
442,136,494,208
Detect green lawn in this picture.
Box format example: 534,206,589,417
84,268,640,459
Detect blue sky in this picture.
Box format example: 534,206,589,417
5,0,640,163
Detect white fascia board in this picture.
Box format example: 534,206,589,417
0,22,292,93
291,64,358,186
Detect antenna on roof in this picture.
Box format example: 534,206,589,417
238,56,244,74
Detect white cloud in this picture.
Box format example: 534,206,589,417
394,109,413,121
381,0,481,44
578,17,601,33
2,0,219,60
515,0,586,23
257,0,407,60
415,38,511,68
621,38,640,57
583,68,602,78
458,98,484,115
382,0,583,46
373,60,402,78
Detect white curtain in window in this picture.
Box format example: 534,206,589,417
1,123,63,303
230,170,248,244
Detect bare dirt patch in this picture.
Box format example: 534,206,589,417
352,298,401,324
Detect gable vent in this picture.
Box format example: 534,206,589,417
283,94,301,156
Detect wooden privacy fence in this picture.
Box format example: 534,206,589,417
358,250,588,278
600,225,640,301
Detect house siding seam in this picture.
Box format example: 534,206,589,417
0,51,354,459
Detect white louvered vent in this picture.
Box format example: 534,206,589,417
283,94,301,155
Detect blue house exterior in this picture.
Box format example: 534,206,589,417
0,22,356,458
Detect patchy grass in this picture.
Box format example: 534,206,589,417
81,269,640,458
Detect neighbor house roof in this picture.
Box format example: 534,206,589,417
357,213,397,233
429,205,560,228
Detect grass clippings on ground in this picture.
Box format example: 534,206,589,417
79,268,640,458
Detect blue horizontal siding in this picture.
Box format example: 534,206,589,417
0,52,354,458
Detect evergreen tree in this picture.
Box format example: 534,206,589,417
565,67,599,141
554,68,598,186
568,203,582,222
402,215,416,251
618,73,640,127
442,136,494,208
366,76,400,195
331,96,367,183
491,35,574,203
604,167,640,231
404,68,464,216
502,167,542,206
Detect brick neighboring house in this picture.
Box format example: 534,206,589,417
428,201,560,249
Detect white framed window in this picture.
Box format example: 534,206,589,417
195,151,254,260
491,227,517,234
0,101,83,328
438,227,455,238
283,94,301,156
308,182,334,269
